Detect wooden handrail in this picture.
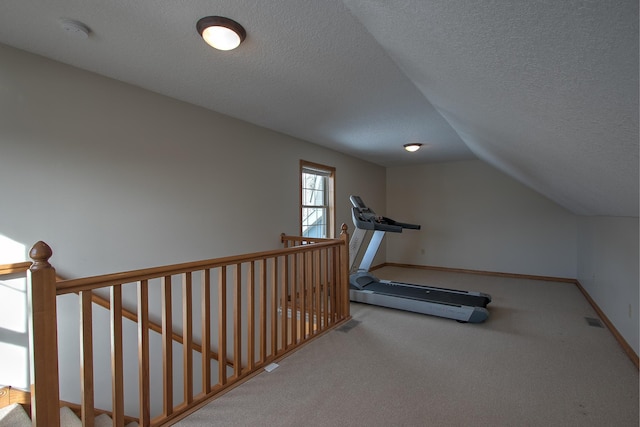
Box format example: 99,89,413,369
55,240,343,294
280,234,330,245
0,261,32,276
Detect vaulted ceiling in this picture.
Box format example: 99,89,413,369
0,1,637,216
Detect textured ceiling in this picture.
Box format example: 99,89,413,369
343,0,639,217
0,1,637,216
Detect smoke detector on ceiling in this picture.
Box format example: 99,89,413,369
59,19,90,39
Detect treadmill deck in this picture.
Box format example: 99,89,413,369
366,280,491,308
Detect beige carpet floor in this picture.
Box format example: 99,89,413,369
177,267,639,427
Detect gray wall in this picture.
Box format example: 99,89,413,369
386,160,577,278
0,43,385,278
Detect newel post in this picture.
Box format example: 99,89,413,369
339,224,350,317
28,241,61,427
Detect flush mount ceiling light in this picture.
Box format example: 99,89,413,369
403,143,423,152
197,16,246,51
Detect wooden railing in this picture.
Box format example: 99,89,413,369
11,226,350,426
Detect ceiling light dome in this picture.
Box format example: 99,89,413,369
197,16,246,51
403,143,423,152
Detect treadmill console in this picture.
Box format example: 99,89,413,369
350,195,368,210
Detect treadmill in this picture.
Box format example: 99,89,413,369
348,195,491,323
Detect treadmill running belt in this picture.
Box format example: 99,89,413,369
364,281,490,308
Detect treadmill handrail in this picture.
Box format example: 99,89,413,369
378,216,421,230
350,195,421,232
351,208,404,232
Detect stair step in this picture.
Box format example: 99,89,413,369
0,403,31,427
74,409,139,427
0,403,139,427
95,413,113,427
60,406,82,427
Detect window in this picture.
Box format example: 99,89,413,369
300,160,335,238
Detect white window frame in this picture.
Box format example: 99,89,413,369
300,160,336,239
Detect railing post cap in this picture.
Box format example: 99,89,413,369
341,223,348,234
29,241,53,269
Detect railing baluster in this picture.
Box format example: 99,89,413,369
336,247,342,320
299,252,306,340
310,251,316,335
270,258,278,357
218,267,227,386
138,280,150,426
323,249,328,329
340,225,350,319
183,272,193,404
201,269,212,394
79,290,95,427
304,251,312,338
247,261,255,371
110,284,125,427
327,247,334,324
280,255,288,350
316,250,322,331
322,248,330,328
306,251,312,337
259,260,267,363
233,264,242,378
329,248,340,324
314,249,321,334
291,254,298,344
329,246,336,323
161,275,173,416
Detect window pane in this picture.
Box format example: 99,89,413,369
302,173,325,206
302,207,326,238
